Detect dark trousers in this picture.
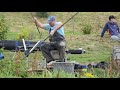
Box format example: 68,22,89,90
40,41,66,63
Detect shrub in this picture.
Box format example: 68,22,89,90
36,12,48,18
16,27,29,40
82,24,92,34
28,31,36,40
0,15,9,40
0,48,4,53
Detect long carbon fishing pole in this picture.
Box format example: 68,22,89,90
21,12,79,60
61,12,79,27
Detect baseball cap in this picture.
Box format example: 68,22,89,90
48,16,56,23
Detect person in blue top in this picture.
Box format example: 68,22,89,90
34,16,66,63
101,15,120,41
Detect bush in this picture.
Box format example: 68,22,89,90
16,27,36,40
82,24,92,34
16,27,29,40
0,48,4,53
0,15,9,40
36,12,48,18
28,31,36,40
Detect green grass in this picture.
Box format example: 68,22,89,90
1,12,120,78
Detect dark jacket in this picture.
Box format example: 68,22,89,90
101,21,120,37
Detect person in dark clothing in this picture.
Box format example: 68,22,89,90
101,15,120,41
33,16,66,63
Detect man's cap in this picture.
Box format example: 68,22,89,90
48,16,56,23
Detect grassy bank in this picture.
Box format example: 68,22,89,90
1,12,120,78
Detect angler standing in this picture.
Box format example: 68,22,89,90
33,16,66,63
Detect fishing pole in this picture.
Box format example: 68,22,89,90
21,35,50,60
61,12,79,27
31,13,42,39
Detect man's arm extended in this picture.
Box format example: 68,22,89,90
50,22,63,35
34,17,44,29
